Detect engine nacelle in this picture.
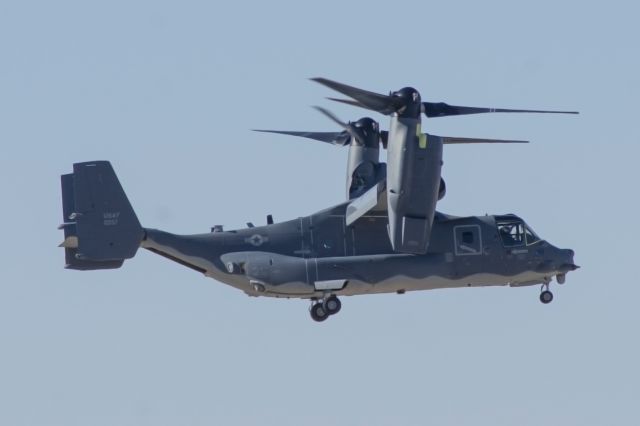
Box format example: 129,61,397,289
386,117,443,254
346,117,381,199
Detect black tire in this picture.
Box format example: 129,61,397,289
310,303,329,322
539,290,554,304
324,296,342,315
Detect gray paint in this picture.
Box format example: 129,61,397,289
58,160,576,310
58,79,579,320
386,117,443,254
346,143,380,199
138,205,575,301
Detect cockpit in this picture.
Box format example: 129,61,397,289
495,215,541,247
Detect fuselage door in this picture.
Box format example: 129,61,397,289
312,216,346,257
454,225,482,256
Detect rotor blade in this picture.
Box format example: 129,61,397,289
423,102,579,118
440,136,529,144
327,97,367,108
312,106,363,144
252,129,350,146
313,106,350,129
311,77,395,114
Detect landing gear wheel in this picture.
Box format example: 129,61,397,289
324,295,342,315
540,290,554,304
310,302,329,322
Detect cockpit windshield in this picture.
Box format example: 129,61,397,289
496,216,541,247
524,225,540,245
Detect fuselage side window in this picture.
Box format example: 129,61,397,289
462,231,474,244
454,225,482,256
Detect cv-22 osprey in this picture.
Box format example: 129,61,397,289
58,78,579,322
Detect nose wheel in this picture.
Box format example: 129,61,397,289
309,295,342,322
539,283,554,304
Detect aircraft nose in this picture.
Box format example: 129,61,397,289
558,248,579,272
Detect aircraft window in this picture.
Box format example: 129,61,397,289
497,221,525,247
525,225,540,245
454,225,482,256
462,231,474,244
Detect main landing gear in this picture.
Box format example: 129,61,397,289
309,295,342,322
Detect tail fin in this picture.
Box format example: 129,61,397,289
59,161,144,270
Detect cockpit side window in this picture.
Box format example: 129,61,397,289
497,221,525,247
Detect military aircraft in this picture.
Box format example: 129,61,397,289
58,78,579,322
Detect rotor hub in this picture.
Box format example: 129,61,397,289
391,87,422,117
352,117,381,147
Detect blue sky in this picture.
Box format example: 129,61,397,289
1,1,638,425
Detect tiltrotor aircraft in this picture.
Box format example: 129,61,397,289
58,78,579,322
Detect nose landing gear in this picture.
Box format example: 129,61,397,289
539,282,554,304
309,295,342,322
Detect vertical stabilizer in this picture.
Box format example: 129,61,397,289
59,161,144,270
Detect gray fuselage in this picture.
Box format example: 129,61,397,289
141,202,575,300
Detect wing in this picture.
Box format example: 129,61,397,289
345,164,387,226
